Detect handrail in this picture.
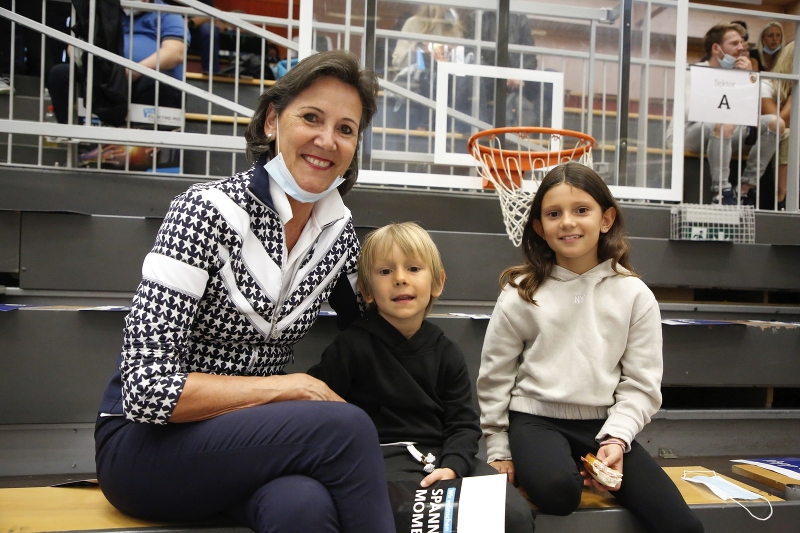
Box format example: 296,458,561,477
0,7,254,118
0,119,245,151
160,0,296,51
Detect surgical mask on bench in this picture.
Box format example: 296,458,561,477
719,53,738,69
264,123,345,204
682,470,772,521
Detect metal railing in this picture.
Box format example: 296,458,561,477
1,0,798,211
0,0,300,176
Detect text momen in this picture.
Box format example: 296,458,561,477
410,488,446,533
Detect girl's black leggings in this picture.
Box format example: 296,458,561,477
508,412,704,533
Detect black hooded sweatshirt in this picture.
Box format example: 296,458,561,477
307,310,481,477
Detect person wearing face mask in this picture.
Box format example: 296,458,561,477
667,22,784,205
754,22,784,72
93,50,395,533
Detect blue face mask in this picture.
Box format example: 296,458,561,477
264,123,346,204
763,44,781,55
719,53,737,69
682,471,773,521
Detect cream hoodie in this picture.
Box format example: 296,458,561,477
477,259,662,463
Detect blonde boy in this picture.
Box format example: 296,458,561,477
307,222,534,533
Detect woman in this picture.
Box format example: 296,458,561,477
391,5,463,71
761,41,794,210
754,22,784,72
95,50,395,533
390,6,463,130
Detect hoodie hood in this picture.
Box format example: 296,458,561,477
353,309,444,356
550,258,628,282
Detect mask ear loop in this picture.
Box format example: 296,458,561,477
731,496,772,521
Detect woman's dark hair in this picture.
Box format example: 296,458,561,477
244,50,379,196
500,162,634,304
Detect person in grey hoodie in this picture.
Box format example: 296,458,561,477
478,163,704,533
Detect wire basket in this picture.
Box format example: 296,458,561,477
670,204,755,244
468,127,595,247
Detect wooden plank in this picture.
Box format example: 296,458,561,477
185,72,276,87
517,465,782,511
732,463,799,492
663,466,783,504
0,486,167,532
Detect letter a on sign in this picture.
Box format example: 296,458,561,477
688,66,759,126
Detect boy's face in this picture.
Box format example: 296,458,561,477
363,244,443,339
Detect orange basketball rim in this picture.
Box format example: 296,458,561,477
468,127,596,189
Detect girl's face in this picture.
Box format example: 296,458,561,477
762,26,782,50
533,183,616,275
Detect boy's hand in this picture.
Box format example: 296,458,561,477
489,460,515,485
581,444,624,491
420,467,457,487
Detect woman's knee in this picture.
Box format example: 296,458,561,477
243,476,339,533
768,115,786,134
317,402,378,441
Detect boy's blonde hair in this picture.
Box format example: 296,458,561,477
358,222,445,313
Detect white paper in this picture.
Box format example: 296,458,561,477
688,66,760,127
732,460,800,481
129,104,185,127
456,474,506,533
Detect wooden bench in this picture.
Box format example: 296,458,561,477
0,467,782,533
0,483,242,533
517,466,782,511
732,463,799,493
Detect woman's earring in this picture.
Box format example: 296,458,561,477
266,133,274,142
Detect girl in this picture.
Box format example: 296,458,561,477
477,163,704,533
754,22,784,72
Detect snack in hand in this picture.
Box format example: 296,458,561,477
581,453,623,488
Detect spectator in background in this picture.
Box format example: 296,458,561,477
46,0,188,124
762,40,795,210
667,22,783,205
391,6,463,72
390,5,463,129
465,11,542,126
186,0,232,75
754,22,784,72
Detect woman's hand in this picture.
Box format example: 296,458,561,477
581,444,624,491
420,467,457,487
267,373,346,403
169,372,343,423
489,460,515,485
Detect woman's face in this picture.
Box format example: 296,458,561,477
763,26,782,50
264,76,363,195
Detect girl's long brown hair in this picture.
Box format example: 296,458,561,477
500,163,635,304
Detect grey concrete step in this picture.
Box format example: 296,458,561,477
5,211,799,293
2,166,800,243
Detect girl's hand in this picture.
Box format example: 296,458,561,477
489,460,515,485
581,444,624,491
421,468,457,487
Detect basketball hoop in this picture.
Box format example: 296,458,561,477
468,127,596,247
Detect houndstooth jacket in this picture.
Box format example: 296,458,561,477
99,158,360,424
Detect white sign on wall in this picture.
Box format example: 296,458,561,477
688,66,760,127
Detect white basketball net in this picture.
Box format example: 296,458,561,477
470,130,594,247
